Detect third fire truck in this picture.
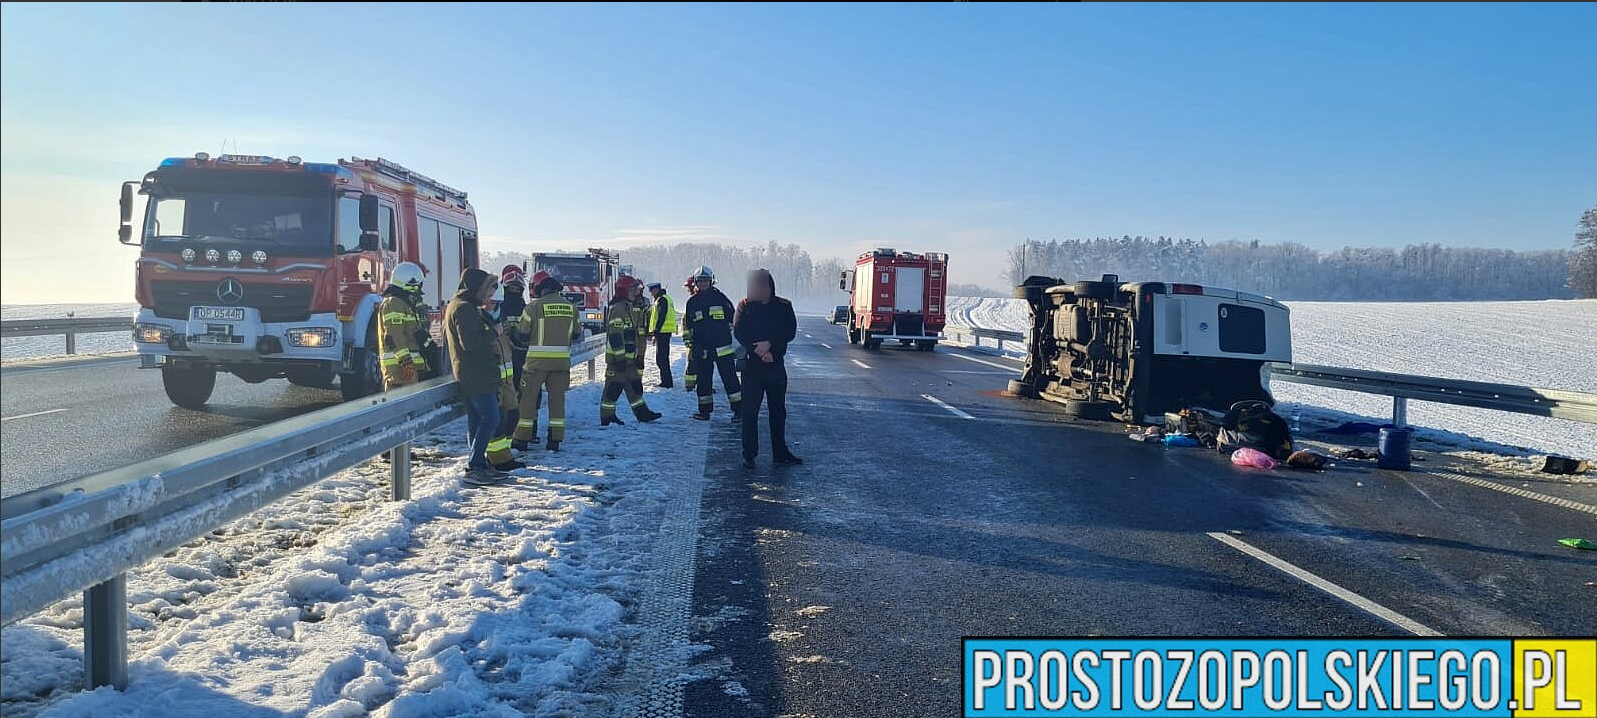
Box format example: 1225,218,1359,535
839,248,949,351
530,248,620,334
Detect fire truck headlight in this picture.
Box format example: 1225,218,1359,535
226,250,242,264
180,248,196,263
134,323,170,344
252,250,268,264
205,249,221,263
286,328,335,348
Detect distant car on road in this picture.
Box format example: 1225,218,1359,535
1008,274,1292,423
830,305,848,324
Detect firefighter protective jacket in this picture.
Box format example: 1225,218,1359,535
604,297,640,366
519,291,581,371
377,290,429,387
684,287,736,359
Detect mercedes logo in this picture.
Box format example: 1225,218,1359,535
217,278,245,305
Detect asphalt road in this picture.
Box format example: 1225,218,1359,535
683,315,1597,717
0,355,344,497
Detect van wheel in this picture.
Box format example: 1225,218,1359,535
1064,399,1114,420
162,365,216,409
340,324,382,401
1073,280,1117,301
1007,379,1039,399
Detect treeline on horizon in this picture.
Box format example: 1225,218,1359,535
1006,236,1576,301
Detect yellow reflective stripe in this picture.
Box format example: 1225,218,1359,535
517,419,537,428
716,345,735,357
630,398,647,407
526,345,571,355
601,402,617,409
487,437,512,452
395,348,411,359
728,392,742,401
382,312,413,323
548,419,566,426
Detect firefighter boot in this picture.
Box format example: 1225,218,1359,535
546,439,561,452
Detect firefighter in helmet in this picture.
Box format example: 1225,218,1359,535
683,265,742,421
499,265,529,395
600,275,662,426
483,285,525,471
513,271,582,451
682,276,700,392
377,262,433,390
629,277,650,375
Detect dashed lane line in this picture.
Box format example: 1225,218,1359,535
947,352,1018,372
851,359,872,369
1,408,69,422
921,394,976,419
1207,532,1442,637
819,343,833,350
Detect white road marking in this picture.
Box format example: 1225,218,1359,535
804,334,813,338
851,359,872,369
921,394,975,419
1206,532,1442,636
948,352,1019,372
940,369,1014,375
1,408,69,422
820,343,833,349
1426,470,1597,516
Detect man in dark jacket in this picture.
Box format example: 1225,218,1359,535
499,265,529,396
443,267,508,483
683,266,742,421
733,269,801,468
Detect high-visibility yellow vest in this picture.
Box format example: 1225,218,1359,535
649,293,678,334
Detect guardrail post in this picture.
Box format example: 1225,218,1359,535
587,357,597,382
66,330,76,355
390,442,411,501
1392,397,1408,428
83,573,128,689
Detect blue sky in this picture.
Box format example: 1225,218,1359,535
3,2,1594,303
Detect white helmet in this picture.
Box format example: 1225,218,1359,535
692,265,715,283
389,262,426,294
490,284,505,304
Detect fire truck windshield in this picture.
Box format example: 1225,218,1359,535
144,192,333,253
537,260,601,285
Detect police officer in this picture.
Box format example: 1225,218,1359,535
513,271,582,452
683,266,741,422
646,282,676,388
377,262,432,390
600,275,662,426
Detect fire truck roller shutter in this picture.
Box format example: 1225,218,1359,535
895,267,925,313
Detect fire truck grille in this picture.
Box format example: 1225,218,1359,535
150,281,315,324
563,292,587,306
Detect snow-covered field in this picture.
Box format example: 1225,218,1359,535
1,365,717,718
945,296,1597,457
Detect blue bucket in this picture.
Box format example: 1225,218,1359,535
1378,427,1413,471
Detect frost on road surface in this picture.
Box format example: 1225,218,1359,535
0,367,710,718
944,296,1597,456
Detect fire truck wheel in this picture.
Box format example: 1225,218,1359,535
916,340,936,352
1007,379,1039,399
1072,280,1117,301
162,365,216,409
1064,399,1114,420
340,325,382,401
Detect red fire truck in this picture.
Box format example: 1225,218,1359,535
119,153,479,408
839,248,949,351
530,248,620,333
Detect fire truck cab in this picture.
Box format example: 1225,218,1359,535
530,248,620,333
120,154,478,408
840,249,949,351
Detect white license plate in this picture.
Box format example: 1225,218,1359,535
193,306,245,321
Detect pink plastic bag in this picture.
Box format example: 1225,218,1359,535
1231,447,1277,470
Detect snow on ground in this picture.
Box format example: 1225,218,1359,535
1,356,710,718
944,296,1597,457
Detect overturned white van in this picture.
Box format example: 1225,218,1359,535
1009,274,1292,423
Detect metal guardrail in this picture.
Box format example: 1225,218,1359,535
0,332,607,689
1268,362,1597,426
1,317,132,355
946,322,1597,426
941,324,1025,354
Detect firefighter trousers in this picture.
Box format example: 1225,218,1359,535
653,335,674,388
600,362,652,420
693,354,742,417
487,407,520,468
515,368,570,443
